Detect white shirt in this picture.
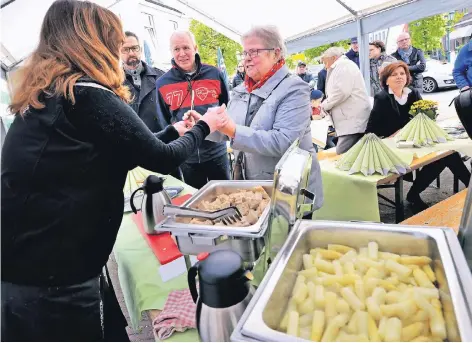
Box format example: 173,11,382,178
389,87,412,105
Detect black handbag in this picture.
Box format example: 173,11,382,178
454,88,472,138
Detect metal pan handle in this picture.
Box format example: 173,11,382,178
297,188,316,214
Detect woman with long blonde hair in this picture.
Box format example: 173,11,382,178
1,0,226,340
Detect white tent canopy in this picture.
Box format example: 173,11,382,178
2,0,472,92
0,0,118,70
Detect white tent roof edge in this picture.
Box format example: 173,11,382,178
286,0,472,54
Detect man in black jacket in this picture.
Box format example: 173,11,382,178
392,32,426,93
156,31,230,189
121,31,165,132
317,67,327,97
232,62,245,89
345,37,360,68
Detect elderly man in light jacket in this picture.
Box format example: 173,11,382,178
321,47,371,154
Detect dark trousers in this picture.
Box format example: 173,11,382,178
409,152,471,195
336,133,364,154
180,153,230,189
1,268,129,342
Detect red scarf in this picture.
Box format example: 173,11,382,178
244,58,286,93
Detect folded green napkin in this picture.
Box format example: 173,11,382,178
336,133,410,176
396,113,453,147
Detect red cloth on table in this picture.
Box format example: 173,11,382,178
131,194,192,265
152,289,197,340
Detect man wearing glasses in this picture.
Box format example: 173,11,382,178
121,31,164,132
232,62,246,89
392,32,426,93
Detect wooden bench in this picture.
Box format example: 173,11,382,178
400,189,467,234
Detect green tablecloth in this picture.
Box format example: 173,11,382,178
315,144,414,222
114,175,199,341
315,138,472,222
382,137,472,158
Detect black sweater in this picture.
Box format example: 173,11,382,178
366,88,422,138
1,82,210,286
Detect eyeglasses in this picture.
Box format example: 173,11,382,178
121,45,141,54
241,48,275,58
238,65,244,68
397,38,410,43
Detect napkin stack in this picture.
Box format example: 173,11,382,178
336,133,410,176
396,113,453,147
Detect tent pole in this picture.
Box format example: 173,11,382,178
357,18,371,95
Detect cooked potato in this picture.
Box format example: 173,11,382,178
384,317,402,342
402,322,424,341
303,254,314,270
320,313,349,342
399,255,432,266
311,310,325,342
287,310,299,337
385,259,413,277
327,244,354,254
367,313,380,341
422,264,436,282
312,248,343,260
341,287,365,311
279,243,443,342
314,258,336,274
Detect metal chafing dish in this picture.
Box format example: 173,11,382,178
156,140,316,269
156,180,273,263
232,220,472,342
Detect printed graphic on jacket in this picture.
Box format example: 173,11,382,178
159,79,221,111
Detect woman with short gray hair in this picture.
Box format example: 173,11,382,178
185,25,324,212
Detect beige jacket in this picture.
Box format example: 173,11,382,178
321,56,371,136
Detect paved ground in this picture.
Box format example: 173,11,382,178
107,88,467,342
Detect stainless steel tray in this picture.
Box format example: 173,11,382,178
156,180,273,238
232,220,472,342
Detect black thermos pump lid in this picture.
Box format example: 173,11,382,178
198,250,250,308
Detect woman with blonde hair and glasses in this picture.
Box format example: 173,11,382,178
1,0,226,340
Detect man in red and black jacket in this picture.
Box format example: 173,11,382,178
156,31,230,189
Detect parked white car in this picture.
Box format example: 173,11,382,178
422,59,457,93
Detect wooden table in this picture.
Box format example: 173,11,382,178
400,189,467,234
317,149,456,222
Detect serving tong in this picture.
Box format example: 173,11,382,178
163,205,243,225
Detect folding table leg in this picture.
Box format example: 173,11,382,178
454,175,459,194
395,177,404,223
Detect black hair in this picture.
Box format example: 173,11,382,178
125,31,139,43
369,40,386,53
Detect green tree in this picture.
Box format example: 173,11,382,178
409,15,446,52
303,40,350,64
409,12,464,54
189,19,242,75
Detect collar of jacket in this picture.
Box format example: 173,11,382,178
124,61,159,83
171,53,202,79
248,65,290,99
141,60,160,76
